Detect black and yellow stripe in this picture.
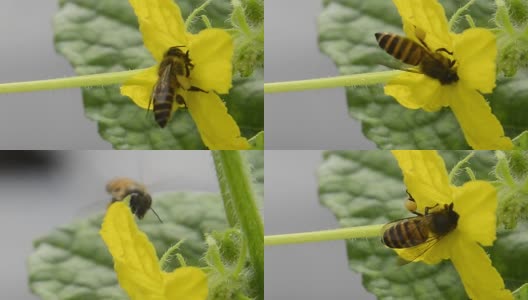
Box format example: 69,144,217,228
375,32,424,66
382,218,429,249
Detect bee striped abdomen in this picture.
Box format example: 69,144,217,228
375,33,424,66
153,84,174,128
382,218,429,249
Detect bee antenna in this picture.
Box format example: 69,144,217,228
150,207,163,223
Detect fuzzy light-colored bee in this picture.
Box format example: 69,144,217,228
106,177,162,222
375,30,459,85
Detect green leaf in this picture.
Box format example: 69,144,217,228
513,131,528,149
28,192,229,299
53,0,263,149
248,131,264,150
318,151,527,299
318,0,528,149
514,283,528,300
28,150,263,299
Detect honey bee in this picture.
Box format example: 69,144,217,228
149,46,193,128
106,177,162,222
375,30,459,85
382,202,459,258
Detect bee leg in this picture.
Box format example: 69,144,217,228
175,95,187,108
448,59,457,68
405,190,421,215
189,86,208,93
424,204,439,215
435,48,454,55
405,190,415,202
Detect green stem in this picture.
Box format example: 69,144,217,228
465,14,476,28
212,152,238,227
159,240,186,271
465,167,476,181
264,70,401,94
0,69,144,94
231,0,252,35
211,151,264,300
233,233,248,280
495,0,516,34
495,150,516,187
448,0,476,31
206,236,226,275
185,0,213,31
448,151,475,183
264,224,384,246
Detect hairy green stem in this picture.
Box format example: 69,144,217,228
264,70,401,94
0,69,144,94
495,151,516,187
159,240,186,271
231,0,252,35
206,236,226,275
233,234,248,280
448,0,476,30
264,224,384,246
495,0,516,34
448,151,475,183
185,0,213,30
211,151,264,300
212,152,238,227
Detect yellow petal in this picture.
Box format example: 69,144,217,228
128,0,187,61
452,181,497,246
100,202,164,299
163,267,208,300
115,261,165,300
121,66,159,110
395,231,456,264
186,91,249,150
392,0,452,51
450,239,513,300
187,29,234,94
449,86,513,150
385,72,447,112
391,151,452,212
454,28,497,94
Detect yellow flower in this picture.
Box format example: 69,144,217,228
384,0,513,150
391,150,512,300
100,201,208,300
121,0,249,150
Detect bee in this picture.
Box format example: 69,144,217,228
375,30,459,85
382,202,459,255
106,177,162,223
149,46,193,128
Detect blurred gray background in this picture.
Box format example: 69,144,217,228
265,1,376,149
265,151,375,299
0,151,220,299
0,2,111,149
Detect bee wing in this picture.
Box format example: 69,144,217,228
382,214,447,264
147,64,173,118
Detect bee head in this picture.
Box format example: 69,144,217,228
432,203,459,235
